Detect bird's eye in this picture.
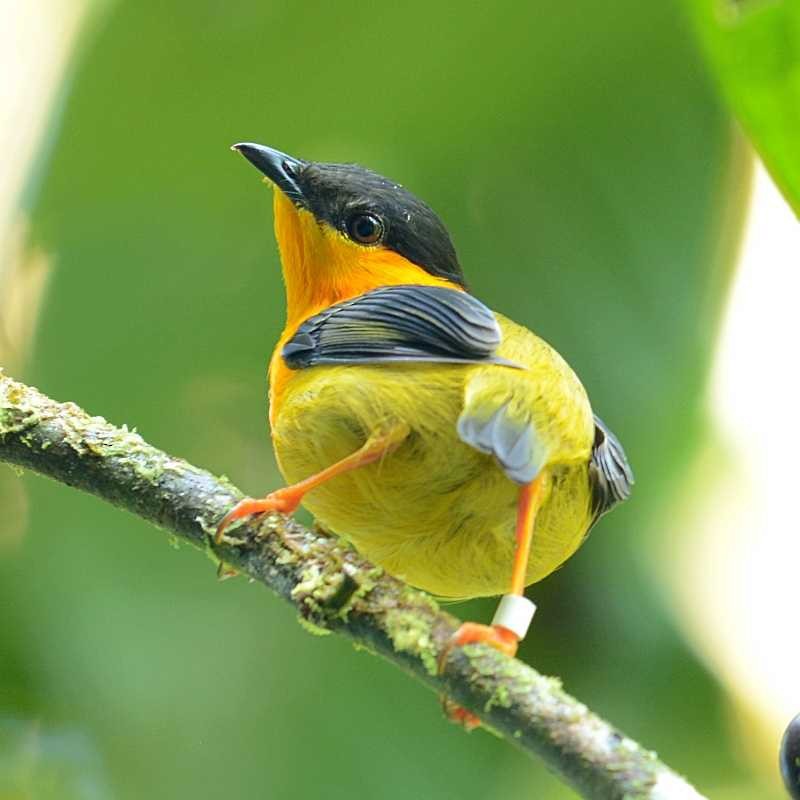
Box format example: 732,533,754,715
346,213,384,245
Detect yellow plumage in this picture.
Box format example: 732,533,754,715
219,142,631,644
272,313,594,598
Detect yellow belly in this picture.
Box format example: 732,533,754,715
270,359,594,599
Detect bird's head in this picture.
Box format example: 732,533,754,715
233,142,465,324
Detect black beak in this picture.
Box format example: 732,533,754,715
231,142,306,206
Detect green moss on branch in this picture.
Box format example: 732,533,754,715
0,371,705,800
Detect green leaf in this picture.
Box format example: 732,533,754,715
689,0,800,215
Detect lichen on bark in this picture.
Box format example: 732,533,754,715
0,371,705,800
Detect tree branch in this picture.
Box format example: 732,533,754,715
0,370,704,800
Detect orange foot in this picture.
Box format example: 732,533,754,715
215,487,303,545
438,622,519,730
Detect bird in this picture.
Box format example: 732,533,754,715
216,142,633,713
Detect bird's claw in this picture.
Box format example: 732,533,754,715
438,622,519,671
438,622,520,730
214,490,302,545
441,697,482,731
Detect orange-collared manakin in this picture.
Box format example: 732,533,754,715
217,143,633,719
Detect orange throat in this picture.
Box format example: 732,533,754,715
272,188,459,327
267,188,461,421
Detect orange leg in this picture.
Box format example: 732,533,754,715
214,423,409,544
439,474,544,729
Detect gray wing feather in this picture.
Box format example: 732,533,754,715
457,401,546,484
282,285,518,369
588,415,634,523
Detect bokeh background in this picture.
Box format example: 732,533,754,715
1,1,796,798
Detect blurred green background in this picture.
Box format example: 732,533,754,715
0,1,777,798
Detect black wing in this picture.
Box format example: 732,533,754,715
282,285,517,369
588,415,634,524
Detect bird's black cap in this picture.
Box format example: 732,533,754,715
232,142,465,288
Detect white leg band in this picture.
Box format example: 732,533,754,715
491,594,536,640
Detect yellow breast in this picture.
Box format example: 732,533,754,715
268,316,595,599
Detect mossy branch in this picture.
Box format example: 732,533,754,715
0,371,705,800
